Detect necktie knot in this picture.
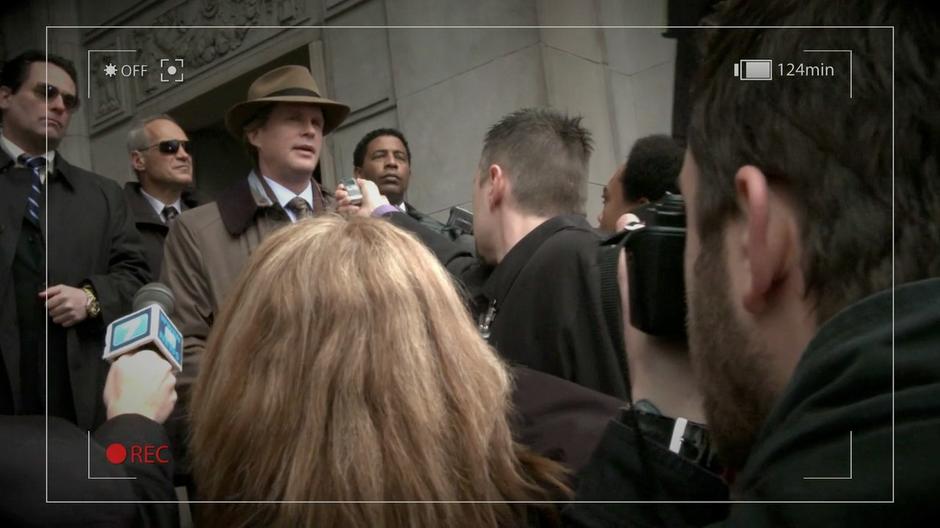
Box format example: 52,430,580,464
286,196,313,220
18,154,46,174
162,206,179,224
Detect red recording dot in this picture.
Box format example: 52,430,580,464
106,443,127,464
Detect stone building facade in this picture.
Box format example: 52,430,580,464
2,0,677,224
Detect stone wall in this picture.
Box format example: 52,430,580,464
3,0,677,227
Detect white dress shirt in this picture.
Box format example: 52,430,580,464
1,133,55,183
139,187,183,223
262,175,313,223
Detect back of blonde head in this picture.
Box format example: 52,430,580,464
190,216,561,528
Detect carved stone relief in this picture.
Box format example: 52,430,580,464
86,0,310,133
88,38,135,131
92,54,122,117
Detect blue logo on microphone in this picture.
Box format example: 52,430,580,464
158,312,183,365
111,312,151,348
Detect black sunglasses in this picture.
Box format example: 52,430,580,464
143,139,192,155
32,83,79,111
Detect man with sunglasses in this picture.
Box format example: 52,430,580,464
0,50,149,432
124,115,206,279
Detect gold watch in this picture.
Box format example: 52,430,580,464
82,285,101,318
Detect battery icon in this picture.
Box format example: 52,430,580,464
733,59,773,81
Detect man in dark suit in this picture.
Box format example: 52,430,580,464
123,114,206,279
352,127,474,251
0,50,149,430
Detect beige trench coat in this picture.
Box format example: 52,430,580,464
161,172,329,394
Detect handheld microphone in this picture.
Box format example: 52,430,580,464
102,283,183,372
340,177,363,205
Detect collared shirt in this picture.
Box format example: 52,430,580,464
1,133,56,182
139,186,182,222
262,175,313,223
397,201,407,213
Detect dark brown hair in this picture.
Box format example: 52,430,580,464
0,50,79,95
687,0,939,323
241,103,275,171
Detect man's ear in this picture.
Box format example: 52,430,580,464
353,166,363,179
488,164,506,208
0,86,11,111
130,150,146,173
735,165,793,314
246,128,261,149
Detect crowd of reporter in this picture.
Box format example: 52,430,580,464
1,0,938,526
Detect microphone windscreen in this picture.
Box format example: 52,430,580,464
133,283,176,315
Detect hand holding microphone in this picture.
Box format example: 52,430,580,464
335,178,389,217
100,283,184,423
104,350,178,423
103,283,183,372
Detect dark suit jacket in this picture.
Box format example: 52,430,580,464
0,150,150,429
122,182,207,280
0,414,178,527
388,212,629,400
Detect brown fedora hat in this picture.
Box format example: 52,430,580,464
225,65,350,138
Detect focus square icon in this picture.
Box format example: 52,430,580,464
160,58,184,83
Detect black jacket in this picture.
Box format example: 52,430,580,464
122,182,207,280
0,151,150,429
718,277,939,525
403,201,476,254
388,212,629,400
0,414,178,527
564,412,729,527
511,366,623,475
565,278,940,527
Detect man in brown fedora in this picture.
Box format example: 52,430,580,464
160,65,348,476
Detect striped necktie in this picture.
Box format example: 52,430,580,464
286,196,313,220
162,205,179,224
17,154,45,225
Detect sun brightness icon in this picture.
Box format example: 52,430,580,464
104,63,118,78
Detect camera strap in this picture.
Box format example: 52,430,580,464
596,236,631,395
596,236,694,522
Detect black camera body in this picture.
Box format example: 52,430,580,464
620,193,687,338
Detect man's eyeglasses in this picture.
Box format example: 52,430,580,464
142,140,192,155
32,83,79,111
